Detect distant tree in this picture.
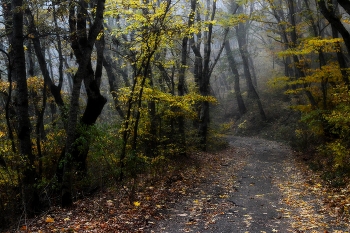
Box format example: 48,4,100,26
224,39,247,116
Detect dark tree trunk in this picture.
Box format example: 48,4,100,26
146,75,158,157
190,10,203,130
318,0,350,55
267,0,316,107
190,0,226,150
12,0,38,215
1,1,16,156
235,25,255,97
303,0,329,109
25,8,66,117
337,0,350,15
176,0,196,155
328,1,350,87
224,40,247,116
286,0,317,107
236,22,267,121
61,0,106,207
198,0,216,150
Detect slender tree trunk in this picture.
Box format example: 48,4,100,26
0,49,15,165
103,55,125,119
177,0,196,155
235,24,255,96
224,40,247,116
197,0,216,150
248,55,258,88
191,10,203,130
25,8,66,115
236,22,267,121
303,0,329,108
1,1,16,157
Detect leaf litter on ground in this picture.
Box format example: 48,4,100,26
5,139,350,233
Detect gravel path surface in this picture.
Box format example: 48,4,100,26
150,137,294,232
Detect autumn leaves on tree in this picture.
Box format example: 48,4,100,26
0,0,226,218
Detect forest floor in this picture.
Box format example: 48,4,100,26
8,137,350,233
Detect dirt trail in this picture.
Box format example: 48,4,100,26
150,137,349,233
8,137,349,233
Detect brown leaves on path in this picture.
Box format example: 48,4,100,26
6,137,350,233
7,147,241,233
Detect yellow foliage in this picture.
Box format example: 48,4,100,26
117,83,216,121
267,76,289,89
105,0,213,70
27,76,44,92
0,80,9,92
217,13,249,27
278,37,343,57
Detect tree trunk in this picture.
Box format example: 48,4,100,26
268,0,317,107
197,0,216,150
318,0,350,55
25,8,66,115
236,22,267,121
103,54,126,119
177,0,196,155
337,0,350,15
224,40,247,116
328,1,350,87
61,0,106,207
190,9,203,130
12,0,38,215
0,49,16,158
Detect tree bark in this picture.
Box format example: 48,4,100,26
224,40,247,116
318,0,350,55
25,8,66,113
61,0,106,207
236,22,267,121
336,0,350,17
12,0,38,215
177,0,196,155
329,1,350,87
197,0,216,150
103,54,126,119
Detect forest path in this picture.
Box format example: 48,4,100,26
150,137,348,233
14,137,349,232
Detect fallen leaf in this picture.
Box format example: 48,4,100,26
178,213,188,216
133,201,141,207
45,217,55,223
